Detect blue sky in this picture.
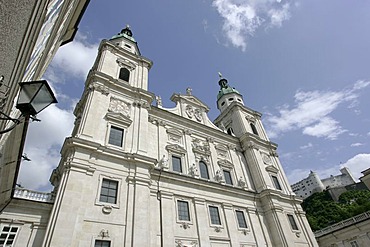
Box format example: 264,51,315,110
19,0,370,191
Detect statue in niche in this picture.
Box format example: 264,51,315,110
189,163,198,177
158,155,168,169
214,170,223,182
238,177,247,188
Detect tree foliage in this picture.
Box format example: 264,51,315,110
302,190,370,231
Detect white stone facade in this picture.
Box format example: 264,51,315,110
1,28,319,247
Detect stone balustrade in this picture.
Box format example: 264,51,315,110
314,211,370,237
14,187,54,203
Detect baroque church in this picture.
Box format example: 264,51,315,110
0,27,318,247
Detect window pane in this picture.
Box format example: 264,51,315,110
287,214,298,230
236,210,247,228
99,179,118,204
0,226,18,247
199,161,209,179
223,170,233,185
250,123,259,136
119,68,130,82
95,240,111,247
178,200,190,221
172,156,182,172
108,126,123,147
209,206,221,225
272,176,282,190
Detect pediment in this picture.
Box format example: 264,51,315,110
165,144,187,154
170,93,209,111
217,159,233,168
265,165,279,174
105,112,132,127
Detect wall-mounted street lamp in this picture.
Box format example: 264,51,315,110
0,80,57,208
0,80,57,134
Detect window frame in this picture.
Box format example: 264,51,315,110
223,169,233,185
287,214,299,231
208,205,222,226
0,225,19,247
199,160,210,179
176,200,191,222
171,155,183,173
235,210,248,229
271,175,282,190
250,123,259,136
95,175,122,209
118,67,130,82
94,239,111,247
108,125,124,147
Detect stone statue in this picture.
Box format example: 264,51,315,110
189,163,198,177
158,155,168,169
214,170,223,182
156,95,162,107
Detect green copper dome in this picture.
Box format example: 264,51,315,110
217,77,241,100
110,25,136,42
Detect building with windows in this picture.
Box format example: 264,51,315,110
1,27,318,246
314,211,370,247
291,168,357,200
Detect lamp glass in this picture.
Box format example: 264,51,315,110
16,80,57,116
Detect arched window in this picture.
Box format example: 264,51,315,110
119,68,130,82
250,123,258,136
199,161,209,179
227,127,234,136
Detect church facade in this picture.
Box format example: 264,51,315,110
1,27,318,247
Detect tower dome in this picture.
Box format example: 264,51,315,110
216,73,244,112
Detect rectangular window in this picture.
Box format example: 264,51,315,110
209,206,221,225
108,126,124,147
95,240,111,247
177,200,190,221
99,179,118,204
287,214,299,230
0,226,19,246
350,241,359,247
223,170,233,185
236,210,247,228
172,156,182,173
272,175,282,190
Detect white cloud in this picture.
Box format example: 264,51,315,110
287,153,370,184
47,38,98,82
351,143,364,147
212,0,292,51
341,154,370,181
18,105,74,191
266,80,370,140
300,142,313,149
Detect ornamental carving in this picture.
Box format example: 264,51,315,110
109,98,131,117
261,153,272,165
191,138,210,155
217,159,233,169
165,144,186,154
238,177,247,188
270,150,279,157
194,108,202,122
133,100,150,109
175,239,198,247
245,115,256,123
215,144,229,159
185,105,194,118
116,58,136,70
99,229,109,238
88,82,109,95
167,128,183,144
